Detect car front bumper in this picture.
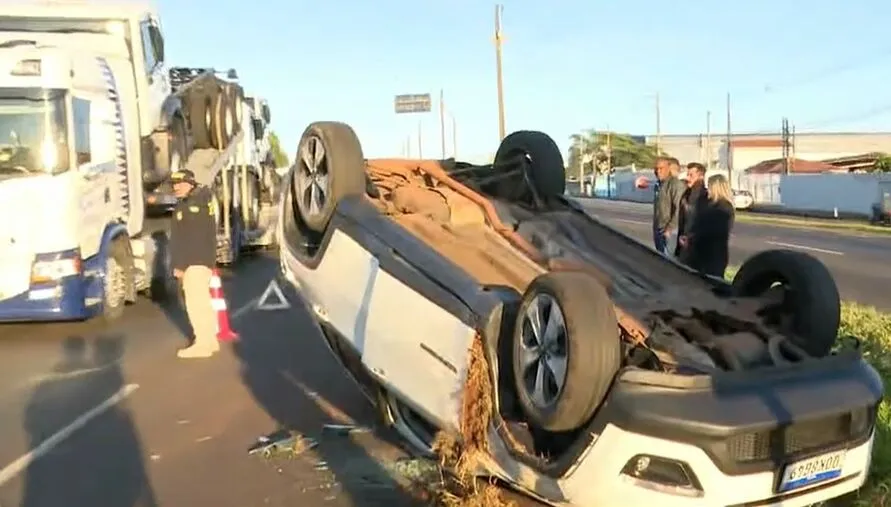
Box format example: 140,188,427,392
557,423,872,507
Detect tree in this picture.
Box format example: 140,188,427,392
874,154,891,172
567,129,663,175
268,131,289,168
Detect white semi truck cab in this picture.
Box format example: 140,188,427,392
0,1,279,323
0,44,165,321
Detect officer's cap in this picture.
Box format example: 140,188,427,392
171,169,197,185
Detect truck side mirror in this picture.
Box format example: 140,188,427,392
261,104,271,124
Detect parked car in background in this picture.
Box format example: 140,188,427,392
733,189,754,210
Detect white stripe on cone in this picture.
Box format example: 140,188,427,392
211,298,227,311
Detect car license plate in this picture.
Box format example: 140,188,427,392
778,450,845,493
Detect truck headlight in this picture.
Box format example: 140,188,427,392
30,251,82,284
620,454,703,498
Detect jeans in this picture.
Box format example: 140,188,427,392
653,226,667,254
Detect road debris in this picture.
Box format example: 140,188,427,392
249,429,318,458
321,424,370,436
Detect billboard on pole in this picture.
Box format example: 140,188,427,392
394,94,431,114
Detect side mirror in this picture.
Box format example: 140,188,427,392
150,26,165,62
261,104,271,124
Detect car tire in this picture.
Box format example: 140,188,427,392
511,272,621,432
491,131,566,203
227,85,244,134
731,249,840,357
210,87,231,150
102,241,131,322
188,90,214,149
292,121,367,233
245,170,262,230
168,116,188,175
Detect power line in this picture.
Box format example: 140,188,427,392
731,47,891,103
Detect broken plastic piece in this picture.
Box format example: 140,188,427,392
322,424,370,436
248,429,318,457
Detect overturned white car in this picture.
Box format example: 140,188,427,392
278,121,882,507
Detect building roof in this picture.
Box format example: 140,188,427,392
744,158,837,174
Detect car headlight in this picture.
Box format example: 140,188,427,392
30,250,82,284
620,454,703,497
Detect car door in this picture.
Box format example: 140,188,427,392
138,17,170,133
360,263,477,432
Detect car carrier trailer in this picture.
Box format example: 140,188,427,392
0,1,276,322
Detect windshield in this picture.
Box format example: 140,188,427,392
0,88,69,177
0,17,128,35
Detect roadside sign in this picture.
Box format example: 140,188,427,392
394,94,431,114
257,279,290,311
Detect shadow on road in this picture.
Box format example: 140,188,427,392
20,335,157,507
233,258,423,507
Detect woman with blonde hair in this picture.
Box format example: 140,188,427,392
688,174,736,276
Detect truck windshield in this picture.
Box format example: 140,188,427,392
0,17,128,35
0,88,69,177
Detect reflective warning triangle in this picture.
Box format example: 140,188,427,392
257,279,290,311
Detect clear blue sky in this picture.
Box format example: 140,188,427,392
157,0,891,162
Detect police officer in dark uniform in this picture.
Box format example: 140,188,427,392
169,169,220,359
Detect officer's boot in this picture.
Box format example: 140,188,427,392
176,334,219,359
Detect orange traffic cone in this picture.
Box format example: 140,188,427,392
209,269,238,342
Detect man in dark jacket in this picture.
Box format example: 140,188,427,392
169,169,220,359
676,162,709,268
652,157,683,255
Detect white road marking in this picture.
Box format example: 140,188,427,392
765,240,844,256
613,218,649,226
0,383,139,487
230,297,259,321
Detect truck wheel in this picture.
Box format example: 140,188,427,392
731,249,840,357
102,241,131,321
168,116,188,175
188,92,213,149
146,232,177,303
293,122,367,233
228,86,244,135
512,272,620,432
210,88,232,150
491,131,566,203
245,171,261,230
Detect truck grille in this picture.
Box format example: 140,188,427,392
726,410,873,464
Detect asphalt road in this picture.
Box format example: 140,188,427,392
577,198,891,311
0,253,538,507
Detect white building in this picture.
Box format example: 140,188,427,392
644,132,891,171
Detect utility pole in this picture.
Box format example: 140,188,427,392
417,121,423,159
706,110,712,170
439,89,446,159
725,92,733,179
655,92,661,155
406,135,411,157
494,4,506,141
781,117,790,174
790,123,796,173
452,115,457,158
606,128,613,198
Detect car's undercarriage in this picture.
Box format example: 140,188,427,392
279,122,882,506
